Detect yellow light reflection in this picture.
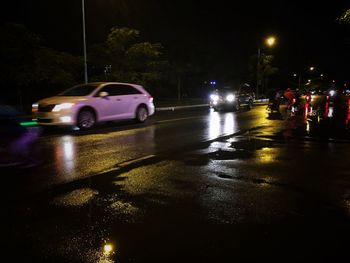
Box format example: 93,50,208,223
97,241,116,263
306,121,310,134
257,147,277,163
103,243,114,255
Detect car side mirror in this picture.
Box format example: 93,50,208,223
99,91,109,98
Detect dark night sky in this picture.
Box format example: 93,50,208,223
2,0,350,85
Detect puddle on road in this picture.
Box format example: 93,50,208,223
185,138,277,166
108,200,141,222
52,188,99,207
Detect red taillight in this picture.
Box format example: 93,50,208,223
306,95,311,101
326,95,330,100
148,96,153,103
293,98,296,103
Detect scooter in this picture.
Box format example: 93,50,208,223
267,99,280,113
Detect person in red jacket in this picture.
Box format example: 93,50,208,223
283,88,296,110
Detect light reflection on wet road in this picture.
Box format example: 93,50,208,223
28,105,279,193
8,101,350,263
25,97,350,194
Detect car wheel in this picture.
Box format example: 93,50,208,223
77,110,95,129
136,106,148,122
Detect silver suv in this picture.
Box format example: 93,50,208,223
32,82,155,129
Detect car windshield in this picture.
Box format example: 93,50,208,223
215,87,237,94
58,84,100,96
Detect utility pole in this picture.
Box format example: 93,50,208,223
256,47,261,99
82,0,88,84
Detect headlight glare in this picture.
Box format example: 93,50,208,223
52,103,74,112
210,94,219,101
32,103,38,112
226,94,235,102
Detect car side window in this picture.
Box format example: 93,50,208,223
115,85,142,95
239,87,250,95
97,85,119,96
97,84,142,96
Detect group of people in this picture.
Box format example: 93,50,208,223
267,87,299,113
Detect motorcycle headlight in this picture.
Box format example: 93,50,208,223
226,94,235,102
52,103,74,112
329,90,336,97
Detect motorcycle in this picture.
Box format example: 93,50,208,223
266,99,280,113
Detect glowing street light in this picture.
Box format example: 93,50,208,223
266,36,276,47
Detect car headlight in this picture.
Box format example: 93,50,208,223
210,94,219,101
52,103,74,112
329,90,336,97
226,94,235,102
32,103,38,113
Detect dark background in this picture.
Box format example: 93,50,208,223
1,0,349,92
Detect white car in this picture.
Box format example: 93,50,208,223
32,82,155,129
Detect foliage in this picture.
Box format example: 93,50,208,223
258,54,278,80
88,26,168,94
0,23,82,106
248,52,279,95
338,9,350,24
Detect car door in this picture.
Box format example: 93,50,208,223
97,84,144,120
113,84,144,118
94,84,129,120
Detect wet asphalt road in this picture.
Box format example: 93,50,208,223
6,101,350,262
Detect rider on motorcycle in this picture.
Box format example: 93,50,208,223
283,88,296,110
267,89,281,113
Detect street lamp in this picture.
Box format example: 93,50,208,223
256,36,276,99
265,36,276,47
82,0,88,84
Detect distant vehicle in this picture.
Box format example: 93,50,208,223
209,84,254,112
32,82,155,129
